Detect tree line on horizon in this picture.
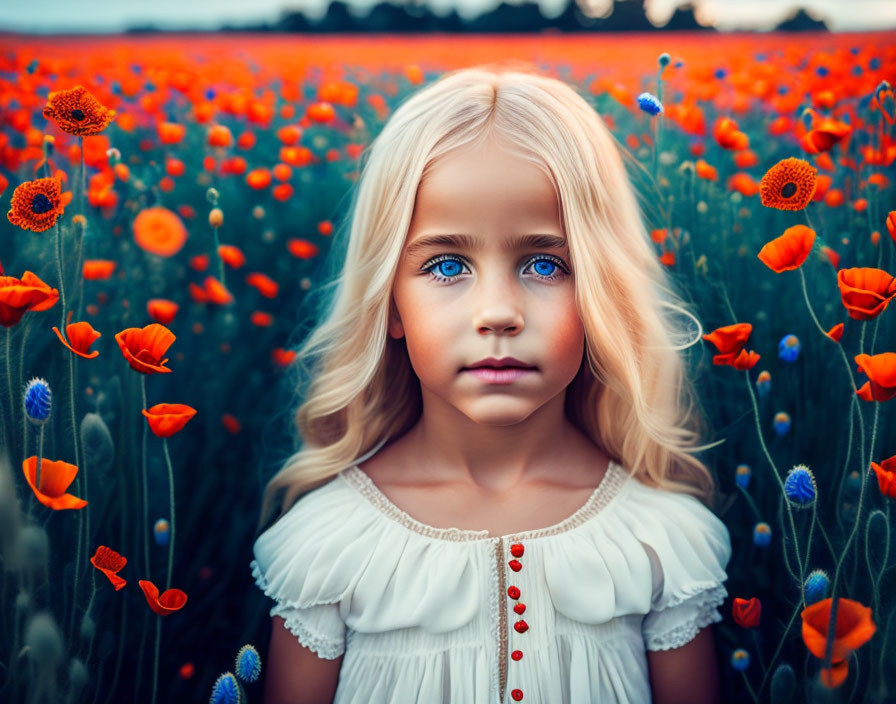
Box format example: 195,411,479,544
122,0,830,34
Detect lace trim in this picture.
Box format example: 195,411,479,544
272,603,346,660
251,559,346,659
644,605,723,651
643,583,728,651
495,538,508,702
340,459,630,543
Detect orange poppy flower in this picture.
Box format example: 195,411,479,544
147,299,179,325
22,456,88,510
801,597,875,688
246,273,279,298
0,271,59,327
728,172,759,197
42,85,116,137
871,455,896,498
207,124,232,148
886,211,896,246
7,177,72,232
826,322,844,343
836,268,896,320
218,245,245,268
138,579,187,616
854,353,896,402
202,276,234,305
246,168,271,189
52,321,101,359
83,260,117,280
157,122,185,145
759,158,818,211
114,323,175,375
133,207,188,258
90,545,127,590
757,225,816,273
702,323,760,370
695,159,718,181
141,403,197,438
799,110,852,154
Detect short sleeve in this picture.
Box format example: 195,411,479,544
252,561,346,659
250,480,352,660
636,491,732,652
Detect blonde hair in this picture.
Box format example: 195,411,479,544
255,60,723,537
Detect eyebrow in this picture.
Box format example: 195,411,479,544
404,233,568,258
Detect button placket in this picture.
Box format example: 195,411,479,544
507,542,526,701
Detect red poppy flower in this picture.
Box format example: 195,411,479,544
147,299,179,325
702,323,760,370
854,353,896,402
836,268,896,320
90,546,127,590
871,455,896,498
799,111,852,154
801,597,876,688
138,579,187,616
7,176,73,232
218,245,246,268
22,456,87,510
114,323,175,374
732,597,761,628
141,403,197,438
826,323,844,343
52,321,101,359
246,272,279,298
757,225,816,273
886,211,896,246
43,85,116,137
0,271,59,327
83,260,117,280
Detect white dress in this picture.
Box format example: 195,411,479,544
250,458,732,704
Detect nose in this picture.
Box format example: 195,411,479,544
471,283,525,335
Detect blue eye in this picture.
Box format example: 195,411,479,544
422,255,569,284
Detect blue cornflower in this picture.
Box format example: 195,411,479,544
637,92,663,116
778,334,800,362
784,464,816,507
804,569,830,604
735,465,751,489
235,644,262,683
23,378,52,425
731,648,750,671
753,522,772,547
210,672,241,704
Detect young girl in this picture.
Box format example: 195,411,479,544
251,61,732,704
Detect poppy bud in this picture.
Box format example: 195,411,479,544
209,208,224,229
206,187,220,205
69,658,89,694
732,597,762,628
24,611,64,668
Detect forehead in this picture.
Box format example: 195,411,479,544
411,143,560,228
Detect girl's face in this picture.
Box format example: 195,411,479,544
389,139,586,427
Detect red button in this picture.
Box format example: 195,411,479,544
508,559,522,572
507,586,520,599
510,543,524,557
514,620,529,633
511,689,524,700
513,603,526,615
511,650,523,661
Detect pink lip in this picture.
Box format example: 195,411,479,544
463,367,536,384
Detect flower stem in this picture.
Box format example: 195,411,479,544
151,615,161,704
163,437,175,591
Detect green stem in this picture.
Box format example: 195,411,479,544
163,437,176,591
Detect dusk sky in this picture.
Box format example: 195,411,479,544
0,0,892,31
